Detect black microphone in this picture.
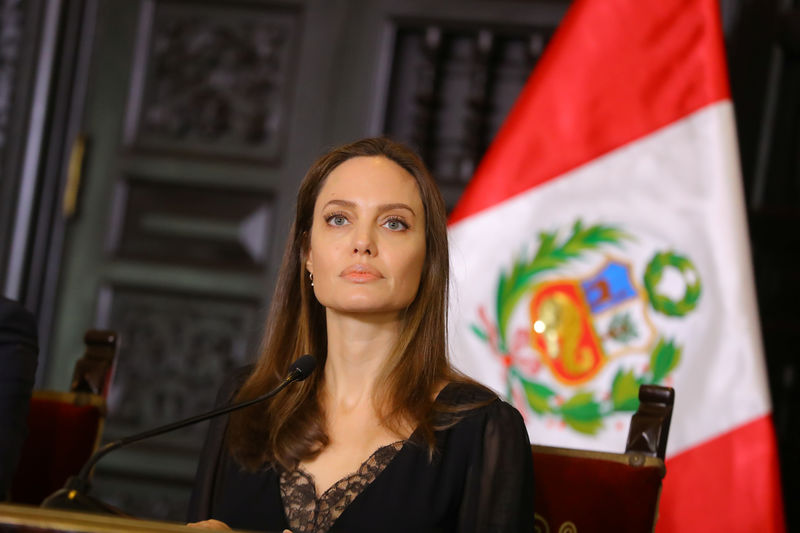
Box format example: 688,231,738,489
41,354,317,515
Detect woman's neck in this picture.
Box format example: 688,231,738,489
322,309,401,411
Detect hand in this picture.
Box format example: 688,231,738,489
186,519,292,532
186,519,231,529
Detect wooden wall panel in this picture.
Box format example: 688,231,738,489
124,0,301,162
384,24,553,209
111,176,274,271
101,285,260,446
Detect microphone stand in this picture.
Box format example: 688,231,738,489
41,357,315,515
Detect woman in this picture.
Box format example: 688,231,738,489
187,138,534,532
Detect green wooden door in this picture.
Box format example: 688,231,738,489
47,0,353,517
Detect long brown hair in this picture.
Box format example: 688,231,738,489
227,137,465,470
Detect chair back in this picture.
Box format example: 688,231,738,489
10,391,106,504
9,330,118,505
531,385,674,533
70,330,118,399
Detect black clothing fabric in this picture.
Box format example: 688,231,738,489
279,441,404,532
0,297,38,500
188,369,535,533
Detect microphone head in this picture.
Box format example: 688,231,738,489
289,354,317,381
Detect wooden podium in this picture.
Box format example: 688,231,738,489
0,503,220,532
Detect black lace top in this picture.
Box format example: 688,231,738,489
188,372,535,533
280,442,404,533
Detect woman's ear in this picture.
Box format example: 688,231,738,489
301,230,313,275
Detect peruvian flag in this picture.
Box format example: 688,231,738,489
447,0,785,531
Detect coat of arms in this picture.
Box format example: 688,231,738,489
471,221,701,434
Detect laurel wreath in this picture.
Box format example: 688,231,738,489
493,220,629,353
643,251,701,316
513,337,681,434
471,221,692,435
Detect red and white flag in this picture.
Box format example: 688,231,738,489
447,0,785,531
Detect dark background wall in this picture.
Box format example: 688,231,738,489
0,0,796,527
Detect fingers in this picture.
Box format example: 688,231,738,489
186,519,232,529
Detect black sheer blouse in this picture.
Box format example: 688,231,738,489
188,372,535,533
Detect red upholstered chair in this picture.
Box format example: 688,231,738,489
532,385,674,533
9,330,118,505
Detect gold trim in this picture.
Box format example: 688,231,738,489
30,390,107,460
531,444,665,477
62,134,86,218
32,390,107,410
0,503,221,532
534,512,551,533
558,521,577,533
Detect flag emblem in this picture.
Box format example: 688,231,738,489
471,220,701,435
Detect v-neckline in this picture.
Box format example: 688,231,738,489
278,382,458,532
297,381,456,497
280,441,406,533
294,439,406,500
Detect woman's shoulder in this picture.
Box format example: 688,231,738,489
215,365,255,405
433,380,525,429
435,380,497,407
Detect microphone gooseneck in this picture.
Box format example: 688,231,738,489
41,354,317,514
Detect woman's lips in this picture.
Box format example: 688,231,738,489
340,264,382,282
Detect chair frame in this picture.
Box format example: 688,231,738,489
531,384,675,533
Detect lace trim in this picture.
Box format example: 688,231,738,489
279,441,404,533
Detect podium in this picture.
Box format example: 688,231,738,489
0,504,232,532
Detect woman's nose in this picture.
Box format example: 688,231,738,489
352,224,375,256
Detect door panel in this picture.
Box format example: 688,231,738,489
47,0,347,518
122,1,301,162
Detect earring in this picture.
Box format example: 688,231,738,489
309,272,314,287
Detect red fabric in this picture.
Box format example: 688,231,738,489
532,450,664,532
448,0,730,224
10,398,102,505
657,415,786,533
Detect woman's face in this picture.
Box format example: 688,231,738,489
306,156,426,317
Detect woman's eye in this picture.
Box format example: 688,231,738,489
383,218,408,231
326,214,349,226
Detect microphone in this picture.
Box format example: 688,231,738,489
41,354,317,515
286,353,316,382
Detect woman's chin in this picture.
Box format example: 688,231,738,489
324,299,408,318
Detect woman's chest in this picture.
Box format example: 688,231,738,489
281,441,404,533
298,426,404,498
214,436,473,533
